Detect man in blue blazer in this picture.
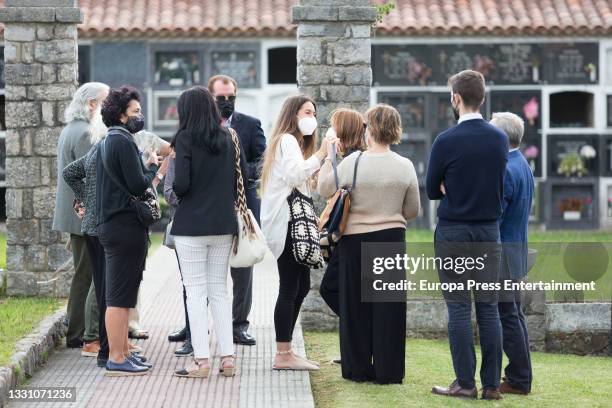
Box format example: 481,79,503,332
209,75,266,346
427,70,508,400
490,112,534,395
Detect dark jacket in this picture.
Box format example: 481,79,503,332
426,118,508,224
229,111,266,223
500,149,535,279
171,128,248,237
95,126,158,225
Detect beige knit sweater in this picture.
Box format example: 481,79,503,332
317,150,421,235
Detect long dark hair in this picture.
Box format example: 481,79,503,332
171,86,229,153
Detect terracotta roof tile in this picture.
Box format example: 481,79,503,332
373,0,612,36
0,0,609,38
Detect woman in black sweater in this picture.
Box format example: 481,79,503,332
96,86,160,376
172,86,247,378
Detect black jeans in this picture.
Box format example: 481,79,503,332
319,249,340,316
434,222,503,390
85,235,109,359
174,249,191,341
274,229,310,342
498,288,532,392
339,228,407,384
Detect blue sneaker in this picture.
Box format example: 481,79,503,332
105,358,149,376
128,354,153,369
131,352,147,363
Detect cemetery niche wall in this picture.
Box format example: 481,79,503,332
372,40,610,230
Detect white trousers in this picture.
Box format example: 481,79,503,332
174,234,234,359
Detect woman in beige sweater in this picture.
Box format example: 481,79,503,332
317,104,420,384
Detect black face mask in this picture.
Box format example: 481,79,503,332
217,99,235,119
125,114,145,134
451,101,460,121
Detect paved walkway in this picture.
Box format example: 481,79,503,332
11,247,315,408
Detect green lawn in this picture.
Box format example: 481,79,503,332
304,332,612,408
403,229,612,301
405,229,612,243
0,296,64,366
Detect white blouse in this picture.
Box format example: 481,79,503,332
261,133,321,259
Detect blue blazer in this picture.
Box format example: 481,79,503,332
500,149,535,279
229,111,266,223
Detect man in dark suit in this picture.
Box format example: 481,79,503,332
427,70,508,400
490,112,534,395
209,74,266,346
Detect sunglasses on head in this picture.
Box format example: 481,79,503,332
216,95,236,102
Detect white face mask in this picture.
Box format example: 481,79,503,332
298,116,317,136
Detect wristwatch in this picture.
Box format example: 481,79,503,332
156,173,164,181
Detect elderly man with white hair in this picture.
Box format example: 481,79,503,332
490,112,534,396
53,82,110,354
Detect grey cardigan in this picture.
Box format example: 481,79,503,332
52,120,93,235
63,142,101,236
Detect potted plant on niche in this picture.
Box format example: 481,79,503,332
559,197,584,221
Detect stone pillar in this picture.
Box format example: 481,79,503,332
0,0,82,295
292,0,376,330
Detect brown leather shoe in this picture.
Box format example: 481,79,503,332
482,388,503,400
81,341,100,357
432,380,477,399
500,381,529,395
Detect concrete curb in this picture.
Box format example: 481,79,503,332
0,307,67,408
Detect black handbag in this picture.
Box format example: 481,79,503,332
318,150,362,261
287,187,325,269
100,132,161,228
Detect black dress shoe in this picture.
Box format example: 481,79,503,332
97,356,108,368
168,327,187,342
174,340,193,356
66,339,83,348
233,331,256,345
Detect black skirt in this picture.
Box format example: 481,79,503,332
98,212,148,308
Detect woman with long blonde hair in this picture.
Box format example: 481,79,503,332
261,95,329,371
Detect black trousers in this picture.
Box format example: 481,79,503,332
84,235,109,359
498,290,532,392
319,249,340,316
338,228,407,384
174,249,191,341
230,185,259,335
274,228,310,342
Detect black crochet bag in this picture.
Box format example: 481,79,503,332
287,188,325,269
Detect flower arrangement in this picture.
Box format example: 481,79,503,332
523,145,539,159
557,152,587,177
559,198,584,213
579,144,596,159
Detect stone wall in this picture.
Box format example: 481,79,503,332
546,303,611,355
303,292,611,355
293,0,377,334
292,0,376,129
0,0,82,296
